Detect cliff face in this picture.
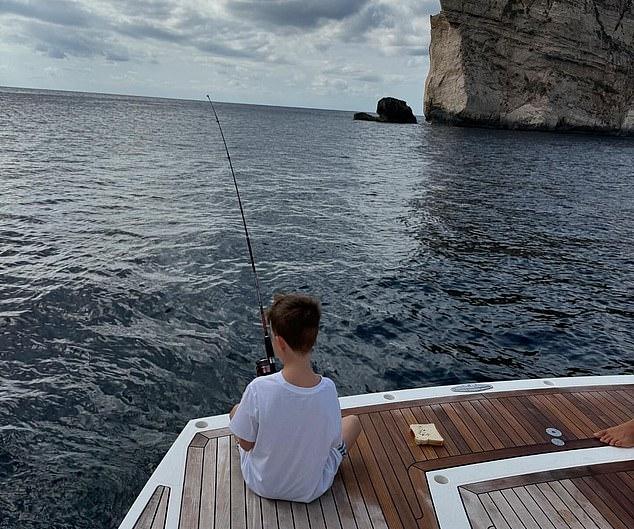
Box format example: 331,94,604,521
424,0,634,135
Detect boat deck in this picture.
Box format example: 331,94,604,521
123,378,634,529
459,461,634,529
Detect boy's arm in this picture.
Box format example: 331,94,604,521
229,384,259,451
230,404,255,451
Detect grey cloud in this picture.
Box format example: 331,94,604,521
0,0,93,27
338,3,395,42
321,65,384,84
357,73,382,82
1,1,274,63
117,22,186,44
194,39,268,61
108,0,176,20
26,21,130,61
334,1,437,57
117,17,273,62
0,0,435,68
227,0,369,29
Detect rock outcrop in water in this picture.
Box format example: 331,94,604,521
424,1,634,135
354,97,417,124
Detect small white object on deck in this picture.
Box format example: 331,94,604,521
410,423,445,446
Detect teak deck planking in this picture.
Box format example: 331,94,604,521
131,384,634,529
459,461,634,529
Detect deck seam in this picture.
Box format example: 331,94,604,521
594,391,630,422
491,489,525,529
456,489,474,529
563,393,606,430
349,439,380,529
597,473,634,515
505,396,548,442
330,484,344,529
365,412,421,523
370,411,423,517
197,448,205,529
548,480,600,529
430,403,471,453
213,440,218,529
558,393,601,433
549,393,595,436
504,487,543,529
179,450,188,529
514,485,557,529
149,487,164,529
581,392,625,425
544,481,586,529
488,397,534,445
574,477,629,529
528,395,579,440
317,495,326,529
452,401,493,451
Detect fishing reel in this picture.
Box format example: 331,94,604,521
256,334,277,377
256,357,277,377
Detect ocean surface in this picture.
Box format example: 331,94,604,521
0,86,633,528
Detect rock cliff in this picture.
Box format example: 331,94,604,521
424,1,634,135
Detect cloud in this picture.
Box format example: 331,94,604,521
333,0,435,57
0,0,93,27
104,0,177,20
0,0,276,62
322,64,384,83
227,0,370,29
0,0,440,108
0,1,439,65
338,2,395,42
25,20,130,61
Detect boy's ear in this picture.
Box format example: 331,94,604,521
275,333,290,352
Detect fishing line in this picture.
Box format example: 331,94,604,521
206,95,276,376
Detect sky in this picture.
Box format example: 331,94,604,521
0,0,441,112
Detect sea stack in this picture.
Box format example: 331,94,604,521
424,1,634,135
354,97,417,124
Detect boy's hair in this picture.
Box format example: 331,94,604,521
267,293,321,354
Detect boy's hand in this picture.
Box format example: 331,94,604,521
236,437,255,451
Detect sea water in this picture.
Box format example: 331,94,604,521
1,87,633,528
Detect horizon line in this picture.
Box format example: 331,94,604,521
0,84,366,114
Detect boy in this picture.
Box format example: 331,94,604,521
229,293,361,503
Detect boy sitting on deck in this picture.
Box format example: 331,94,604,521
229,293,361,503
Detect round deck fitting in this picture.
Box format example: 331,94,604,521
546,428,563,437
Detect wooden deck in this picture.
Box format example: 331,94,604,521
459,461,634,529
132,384,634,529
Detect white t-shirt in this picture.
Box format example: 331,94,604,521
229,371,343,503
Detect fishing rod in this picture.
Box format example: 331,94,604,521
206,95,276,377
